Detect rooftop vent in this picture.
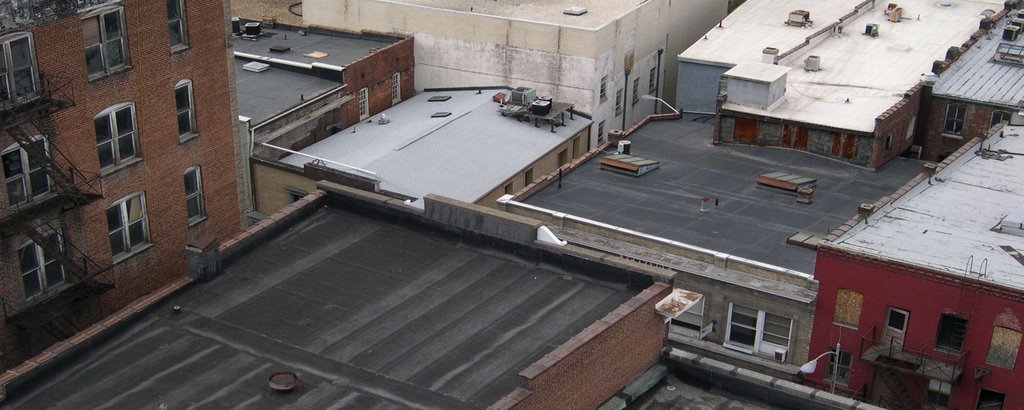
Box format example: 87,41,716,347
865,23,880,38
428,95,451,102
269,45,290,53
564,6,587,16
244,22,262,37
431,112,452,118
997,208,1024,238
786,10,812,27
1005,25,1021,42
938,0,952,7
804,55,822,71
887,4,904,22
762,47,779,64
242,61,270,72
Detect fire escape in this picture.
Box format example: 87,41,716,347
0,72,113,340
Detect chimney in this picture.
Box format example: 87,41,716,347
922,162,938,176
946,46,961,61
762,47,779,64
858,203,876,218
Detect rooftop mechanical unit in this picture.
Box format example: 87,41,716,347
864,23,879,38
242,61,270,72
599,154,660,177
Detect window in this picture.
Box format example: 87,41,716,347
95,103,138,169
935,314,968,352
725,303,792,355
632,78,640,106
649,66,657,94
558,148,569,166
977,389,1006,409
906,116,916,140
825,350,852,385
19,234,65,299
615,89,623,116
833,289,863,327
106,193,149,257
597,120,606,143
986,327,1021,368
391,72,401,103
167,0,188,49
3,140,49,206
991,110,1012,128
0,33,37,104
924,380,951,408
83,8,127,76
599,75,608,102
358,87,369,119
175,80,195,137
503,182,514,195
887,307,909,332
184,166,204,223
524,168,534,186
885,133,893,150
943,104,966,135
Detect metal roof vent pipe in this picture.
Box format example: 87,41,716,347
762,47,779,64
804,55,822,71
618,140,631,155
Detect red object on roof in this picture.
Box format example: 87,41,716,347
493,92,508,103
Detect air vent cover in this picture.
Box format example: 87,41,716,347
428,96,451,102
242,61,270,72
564,6,587,16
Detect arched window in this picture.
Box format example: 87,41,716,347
19,233,65,299
95,102,138,168
2,138,50,206
106,192,149,257
0,32,38,103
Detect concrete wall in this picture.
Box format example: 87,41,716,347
302,0,723,147
675,60,731,113
492,283,672,410
716,112,877,168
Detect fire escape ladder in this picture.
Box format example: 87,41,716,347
5,119,100,207
875,368,919,410
24,219,91,281
39,315,79,341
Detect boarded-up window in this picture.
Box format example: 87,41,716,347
986,327,1021,368
833,289,863,327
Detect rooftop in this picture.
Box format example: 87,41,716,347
932,16,1024,107
524,118,921,273
232,26,396,123
280,90,590,203
680,0,1004,132
372,0,648,29
4,206,635,409
833,125,1024,291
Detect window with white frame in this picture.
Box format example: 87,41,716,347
0,33,38,104
19,233,65,299
3,139,49,206
95,103,138,169
725,303,792,355
648,66,657,94
167,0,188,49
615,89,623,116
358,87,369,119
106,193,149,257
632,78,640,106
391,72,400,103
599,75,608,102
83,8,127,76
184,166,204,223
175,80,195,137
991,111,1012,128
943,103,966,135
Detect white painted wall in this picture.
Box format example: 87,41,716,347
303,0,725,146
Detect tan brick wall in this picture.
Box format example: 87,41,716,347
0,0,240,368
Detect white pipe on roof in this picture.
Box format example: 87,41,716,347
260,142,378,177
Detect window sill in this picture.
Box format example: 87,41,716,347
722,342,755,355
112,242,154,265
179,131,199,144
170,44,190,55
100,156,143,177
188,215,207,227
832,322,858,330
941,133,964,140
87,65,133,83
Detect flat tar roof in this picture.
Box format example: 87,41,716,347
375,0,648,29
833,126,1024,290
233,26,396,123
524,118,921,273
281,90,590,203
932,17,1024,107
5,206,634,409
680,0,1004,133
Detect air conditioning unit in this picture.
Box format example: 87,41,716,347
1005,26,1020,42
804,55,822,71
864,23,880,38
889,7,903,22
774,348,789,362
786,10,811,27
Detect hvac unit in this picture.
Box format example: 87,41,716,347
804,55,822,71
864,23,880,38
1005,25,1020,42
786,10,811,27
231,17,241,35
889,7,903,22
530,99,551,115
244,22,262,37
774,348,789,362
510,87,537,105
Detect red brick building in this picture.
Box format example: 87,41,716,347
806,130,1024,409
0,0,240,367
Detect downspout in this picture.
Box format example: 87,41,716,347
655,48,664,114
622,68,630,131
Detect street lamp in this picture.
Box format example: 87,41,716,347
640,94,680,115
800,342,841,394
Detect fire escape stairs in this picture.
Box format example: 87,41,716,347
876,368,918,410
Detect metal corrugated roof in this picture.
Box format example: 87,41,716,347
280,90,590,202
933,19,1024,107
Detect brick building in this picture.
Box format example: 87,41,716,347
919,7,1024,162
806,125,1024,408
0,0,240,368
677,0,1008,169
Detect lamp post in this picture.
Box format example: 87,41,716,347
799,342,841,394
640,94,680,115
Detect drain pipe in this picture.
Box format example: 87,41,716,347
622,68,631,131
655,48,664,114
